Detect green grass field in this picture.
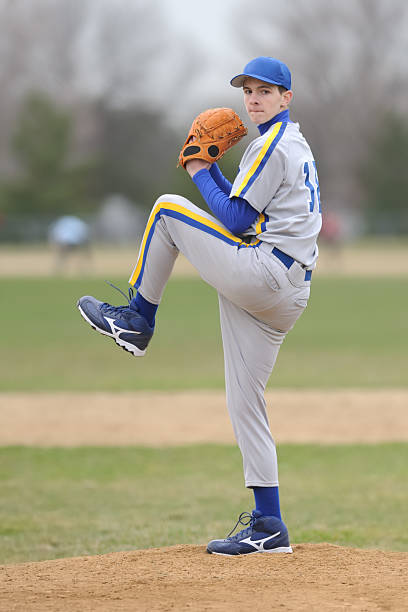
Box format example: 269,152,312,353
1,275,408,390
1,443,407,563
1,274,407,564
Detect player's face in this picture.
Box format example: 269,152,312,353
243,78,292,125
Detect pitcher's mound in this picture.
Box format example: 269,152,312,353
1,543,407,611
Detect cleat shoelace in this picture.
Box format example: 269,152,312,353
226,511,256,541
101,303,130,316
100,281,136,318
104,280,135,304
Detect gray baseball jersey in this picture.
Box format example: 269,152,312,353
231,120,321,268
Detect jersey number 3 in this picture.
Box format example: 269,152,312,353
303,161,321,213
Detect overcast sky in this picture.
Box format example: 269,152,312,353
72,0,252,121
161,0,248,109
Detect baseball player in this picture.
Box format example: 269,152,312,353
48,215,90,272
78,56,322,555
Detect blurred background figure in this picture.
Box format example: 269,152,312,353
48,215,91,275
319,210,343,263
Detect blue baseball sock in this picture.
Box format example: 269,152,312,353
130,292,158,327
253,486,282,519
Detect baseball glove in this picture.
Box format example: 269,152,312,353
178,107,247,169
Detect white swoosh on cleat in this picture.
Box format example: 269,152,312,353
105,317,142,340
240,531,281,552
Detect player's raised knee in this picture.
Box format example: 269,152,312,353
154,193,194,208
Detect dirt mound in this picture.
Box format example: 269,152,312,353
1,543,407,611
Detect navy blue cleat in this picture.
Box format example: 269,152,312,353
77,289,154,357
207,510,293,556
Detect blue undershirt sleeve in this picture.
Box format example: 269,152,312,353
192,169,258,235
209,163,233,195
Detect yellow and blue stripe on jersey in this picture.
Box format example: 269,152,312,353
255,212,269,235
129,201,261,288
232,121,287,198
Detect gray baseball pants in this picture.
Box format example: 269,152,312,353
130,194,310,487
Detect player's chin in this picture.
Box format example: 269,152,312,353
248,111,265,124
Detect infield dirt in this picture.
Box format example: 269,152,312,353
1,242,408,278
1,389,408,446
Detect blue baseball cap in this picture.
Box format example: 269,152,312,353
230,57,291,90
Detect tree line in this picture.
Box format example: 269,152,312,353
0,0,407,235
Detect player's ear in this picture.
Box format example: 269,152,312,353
282,89,293,107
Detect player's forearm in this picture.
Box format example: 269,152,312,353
192,169,258,234
209,163,233,195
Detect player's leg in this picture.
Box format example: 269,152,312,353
77,194,198,356
218,293,285,488
78,193,278,355
129,194,260,304
207,294,292,555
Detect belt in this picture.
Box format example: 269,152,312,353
268,245,312,281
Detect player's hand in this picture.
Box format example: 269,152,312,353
185,159,211,178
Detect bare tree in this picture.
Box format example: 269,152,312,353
84,0,162,107
0,0,89,173
0,0,88,101
234,0,408,212
0,0,203,170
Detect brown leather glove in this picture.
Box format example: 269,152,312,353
178,107,247,169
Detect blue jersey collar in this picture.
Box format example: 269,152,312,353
257,109,290,135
